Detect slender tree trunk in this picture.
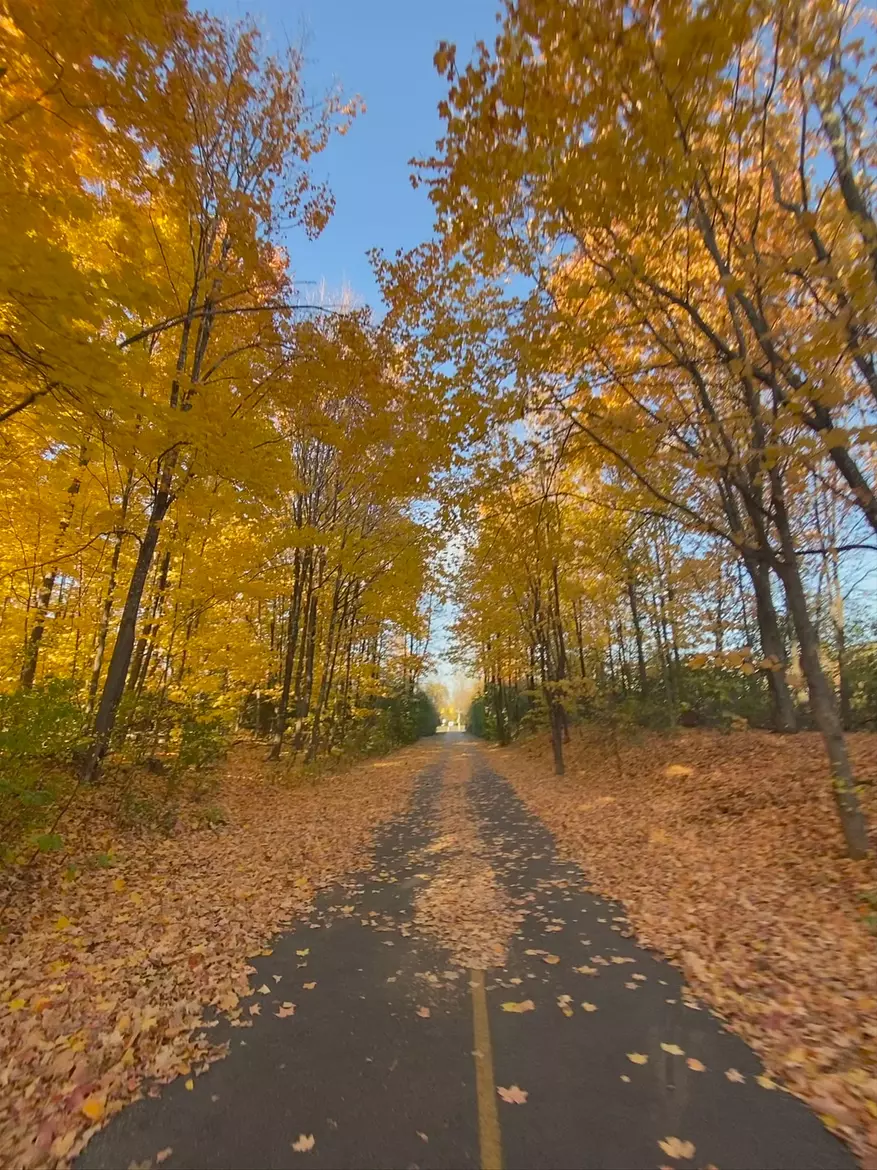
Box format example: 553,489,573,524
626,578,648,695
20,445,88,689
292,571,319,752
129,546,172,695
269,550,305,759
306,570,346,763
547,683,565,775
745,556,798,733
81,486,173,782
771,481,869,858
493,674,508,746
86,472,133,719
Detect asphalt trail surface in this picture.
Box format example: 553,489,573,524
78,734,853,1170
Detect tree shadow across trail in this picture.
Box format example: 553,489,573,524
78,734,854,1170
467,744,855,1170
77,737,481,1170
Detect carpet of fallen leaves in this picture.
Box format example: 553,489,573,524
0,741,426,1169
413,747,522,968
493,726,877,1166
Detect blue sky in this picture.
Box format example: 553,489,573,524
208,0,500,308
205,0,498,690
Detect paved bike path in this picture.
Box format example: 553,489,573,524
78,734,852,1170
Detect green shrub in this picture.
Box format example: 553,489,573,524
0,681,86,859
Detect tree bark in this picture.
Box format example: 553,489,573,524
20,445,88,689
82,485,173,782
745,556,798,733
770,478,870,859
626,578,648,695
269,548,305,760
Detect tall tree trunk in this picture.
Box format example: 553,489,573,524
269,549,305,760
771,479,869,859
305,570,346,763
626,578,648,695
129,546,172,695
547,682,565,775
20,445,88,689
86,472,133,719
493,673,508,746
292,570,319,751
745,556,798,733
81,485,173,782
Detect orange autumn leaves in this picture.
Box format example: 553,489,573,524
0,742,422,1168
497,727,877,1163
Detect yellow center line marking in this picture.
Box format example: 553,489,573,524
470,967,503,1170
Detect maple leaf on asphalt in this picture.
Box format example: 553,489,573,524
501,1000,535,1013
725,1068,745,1083
497,1085,528,1104
416,1006,431,1017
580,1001,598,1012
658,1137,696,1160
627,1053,649,1064
661,1043,685,1056
686,1058,705,1071
291,1134,316,1152
276,1003,296,1018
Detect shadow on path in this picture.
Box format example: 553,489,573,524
78,734,854,1170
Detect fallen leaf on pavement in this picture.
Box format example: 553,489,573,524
501,1000,535,1013
658,1137,696,1160
497,1085,528,1104
627,1053,649,1064
661,1043,685,1056
291,1134,315,1152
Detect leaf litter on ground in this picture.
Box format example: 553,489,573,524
412,749,523,969
0,740,426,1168
496,726,877,1165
